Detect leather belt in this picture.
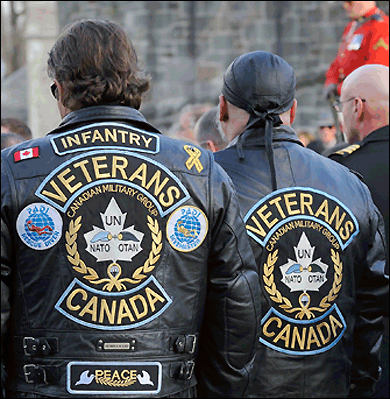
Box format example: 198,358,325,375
16,333,197,356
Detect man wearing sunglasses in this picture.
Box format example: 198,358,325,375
329,64,389,398
1,19,261,398
324,1,389,103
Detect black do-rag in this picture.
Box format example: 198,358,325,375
222,51,296,191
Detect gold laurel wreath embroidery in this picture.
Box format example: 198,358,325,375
263,248,343,320
66,215,162,291
95,377,136,387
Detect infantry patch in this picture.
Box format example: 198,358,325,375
51,122,160,155
67,361,162,395
167,206,208,252
244,187,358,355
16,203,62,250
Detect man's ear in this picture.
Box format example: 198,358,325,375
219,95,229,122
290,99,297,124
54,78,63,102
354,97,365,121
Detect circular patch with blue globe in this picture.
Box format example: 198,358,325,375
167,206,208,252
16,203,62,250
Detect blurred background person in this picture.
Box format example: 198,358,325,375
297,130,314,147
193,106,228,152
307,112,338,154
324,1,389,130
1,132,25,150
329,64,389,399
168,102,214,143
1,118,32,141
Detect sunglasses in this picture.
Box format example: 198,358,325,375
50,82,58,100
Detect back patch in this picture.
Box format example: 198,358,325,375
244,187,359,355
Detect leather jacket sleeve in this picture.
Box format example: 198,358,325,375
1,159,13,395
195,162,261,398
349,204,389,398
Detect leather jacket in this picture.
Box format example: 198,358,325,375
1,105,261,398
214,125,388,398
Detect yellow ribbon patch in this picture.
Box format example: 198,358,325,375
373,38,389,51
184,145,204,173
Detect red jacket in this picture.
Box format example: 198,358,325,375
325,7,389,95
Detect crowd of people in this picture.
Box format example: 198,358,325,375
1,1,389,398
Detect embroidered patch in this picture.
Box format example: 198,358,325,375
167,206,208,252
35,150,190,217
184,145,203,173
34,151,184,329
334,143,361,156
373,37,389,51
54,194,172,329
50,122,160,155
67,361,162,395
14,147,40,162
16,203,62,250
244,187,359,355
347,33,364,50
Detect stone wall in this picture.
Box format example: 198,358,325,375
56,1,389,135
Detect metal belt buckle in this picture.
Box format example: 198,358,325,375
23,364,48,384
23,337,37,356
188,334,197,354
185,360,195,379
23,364,37,383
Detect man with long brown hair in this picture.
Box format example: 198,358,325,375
1,19,260,398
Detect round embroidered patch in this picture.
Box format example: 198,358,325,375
167,206,208,252
16,202,62,250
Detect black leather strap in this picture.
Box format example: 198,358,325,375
169,361,195,380
23,337,59,356
170,334,197,354
23,364,60,384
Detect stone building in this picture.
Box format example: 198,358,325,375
2,1,389,138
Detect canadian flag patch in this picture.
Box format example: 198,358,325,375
14,147,40,163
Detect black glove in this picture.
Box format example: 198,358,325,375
323,83,338,101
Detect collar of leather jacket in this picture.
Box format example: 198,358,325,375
48,105,162,135
229,124,304,149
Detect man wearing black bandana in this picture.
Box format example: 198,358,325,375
214,50,388,398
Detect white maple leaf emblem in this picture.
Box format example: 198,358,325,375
279,232,328,292
84,198,144,263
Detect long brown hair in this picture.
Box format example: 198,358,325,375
47,19,151,111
